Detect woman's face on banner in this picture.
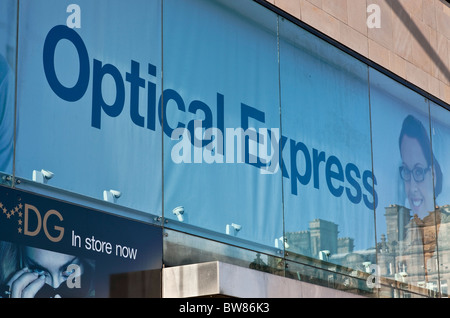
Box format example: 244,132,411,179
400,135,435,218
22,247,83,289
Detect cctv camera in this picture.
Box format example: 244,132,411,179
32,169,54,184
41,169,54,180
172,206,184,222
275,237,289,249
173,206,184,215
226,223,242,235
319,250,331,260
103,189,121,203
109,190,121,198
231,223,241,231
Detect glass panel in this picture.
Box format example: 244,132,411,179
0,0,16,182
279,18,375,275
370,68,436,296
285,260,377,297
15,0,162,215
164,229,283,276
162,0,282,251
430,101,450,297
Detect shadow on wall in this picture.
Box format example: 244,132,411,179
387,0,450,86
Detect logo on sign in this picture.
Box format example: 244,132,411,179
0,200,64,243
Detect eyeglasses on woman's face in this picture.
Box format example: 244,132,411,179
399,165,430,183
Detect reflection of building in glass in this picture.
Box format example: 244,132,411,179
309,219,338,258
378,204,450,295
284,205,450,296
286,218,377,293
285,205,450,296
286,219,357,259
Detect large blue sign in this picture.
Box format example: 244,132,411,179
13,0,376,258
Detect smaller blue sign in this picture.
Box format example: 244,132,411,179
0,185,162,298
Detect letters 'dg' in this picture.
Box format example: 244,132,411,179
24,204,64,243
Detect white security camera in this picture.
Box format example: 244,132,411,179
41,169,54,180
172,206,184,222
226,223,242,235
231,223,241,231
319,250,331,260
109,189,121,198
275,236,289,249
103,189,121,203
32,169,54,184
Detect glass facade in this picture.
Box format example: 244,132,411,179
1,0,449,297
0,0,15,180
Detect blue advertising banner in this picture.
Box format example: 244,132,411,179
0,185,162,298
